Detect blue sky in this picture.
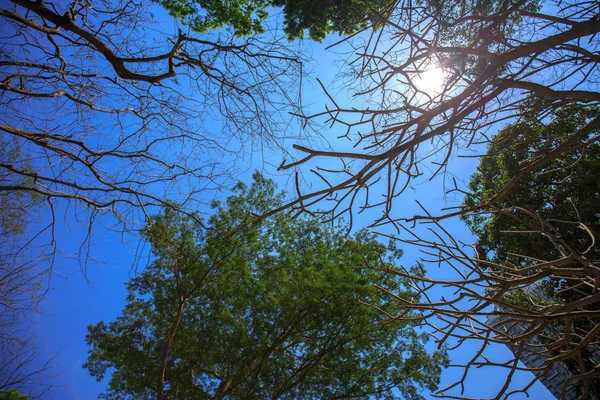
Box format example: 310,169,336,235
12,4,559,400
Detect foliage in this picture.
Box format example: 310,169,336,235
272,0,393,41
157,0,394,40
264,0,600,389
155,0,270,36
0,390,28,400
462,104,600,396
427,0,540,45
85,173,447,399
463,104,600,268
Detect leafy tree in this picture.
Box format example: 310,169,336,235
463,104,600,267
462,104,600,397
0,390,28,400
232,0,600,396
156,0,394,40
85,173,447,399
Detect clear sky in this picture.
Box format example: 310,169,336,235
16,5,559,400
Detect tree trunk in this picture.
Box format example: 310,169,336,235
214,379,232,400
157,301,186,400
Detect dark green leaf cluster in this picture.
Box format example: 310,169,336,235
155,0,393,40
462,104,600,395
272,0,392,41
428,0,540,44
0,390,28,400
426,0,540,78
463,104,600,268
85,173,447,399
155,0,270,36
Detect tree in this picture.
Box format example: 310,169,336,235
0,143,55,398
253,0,600,398
1,0,302,394
462,104,600,397
156,0,395,40
0,0,303,261
0,389,29,400
84,173,447,399
463,103,600,268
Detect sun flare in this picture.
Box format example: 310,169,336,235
412,66,446,95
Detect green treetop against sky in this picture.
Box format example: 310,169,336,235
84,174,447,399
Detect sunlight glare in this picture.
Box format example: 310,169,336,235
412,66,446,95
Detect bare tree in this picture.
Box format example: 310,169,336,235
267,0,600,398
270,0,599,222
0,0,304,393
0,221,57,398
0,0,304,254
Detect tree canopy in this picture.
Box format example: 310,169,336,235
259,0,600,397
0,390,28,400
463,103,600,268
84,173,447,399
156,0,394,40
462,104,600,397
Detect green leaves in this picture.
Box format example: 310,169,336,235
155,0,270,36
463,104,600,267
0,390,29,400
155,0,392,40
85,173,445,399
461,104,600,393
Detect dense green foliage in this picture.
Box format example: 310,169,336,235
429,0,540,43
156,0,270,37
155,0,392,40
463,104,600,268
462,104,600,395
0,390,28,400
85,173,446,399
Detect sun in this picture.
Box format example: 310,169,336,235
412,66,446,95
